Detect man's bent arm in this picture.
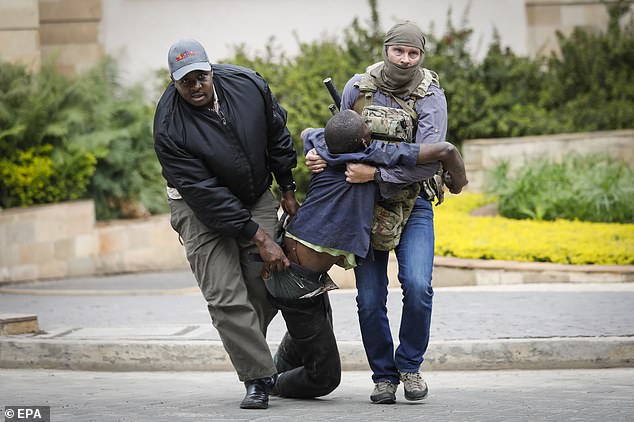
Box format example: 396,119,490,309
416,142,468,194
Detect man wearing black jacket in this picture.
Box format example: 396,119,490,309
153,39,299,410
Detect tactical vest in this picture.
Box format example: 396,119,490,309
353,64,444,251
353,63,440,138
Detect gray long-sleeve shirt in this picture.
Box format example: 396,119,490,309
340,72,448,198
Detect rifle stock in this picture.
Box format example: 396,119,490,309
323,77,341,115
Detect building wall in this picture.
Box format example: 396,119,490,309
38,0,103,76
524,0,632,57
0,0,41,71
0,0,103,76
102,0,527,87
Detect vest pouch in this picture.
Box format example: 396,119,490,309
362,105,414,143
371,202,404,251
371,183,421,251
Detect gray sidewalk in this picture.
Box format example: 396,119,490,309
0,270,633,371
2,368,633,421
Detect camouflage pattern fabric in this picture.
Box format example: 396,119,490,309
370,165,446,251
371,183,421,251
362,105,414,143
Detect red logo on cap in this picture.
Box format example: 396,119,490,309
176,50,200,61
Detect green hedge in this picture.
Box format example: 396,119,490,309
0,145,95,208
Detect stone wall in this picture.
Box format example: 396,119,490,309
0,200,187,284
2,193,631,286
462,129,634,192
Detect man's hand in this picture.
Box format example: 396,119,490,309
306,148,327,174
443,170,468,194
280,190,300,217
252,227,290,272
345,163,376,183
416,142,468,195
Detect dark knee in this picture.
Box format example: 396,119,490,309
311,371,341,397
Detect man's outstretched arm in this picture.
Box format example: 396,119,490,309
345,141,467,194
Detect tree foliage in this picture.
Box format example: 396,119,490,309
222,0,633,199
1,0,632,218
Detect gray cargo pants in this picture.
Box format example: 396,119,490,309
169,190,279,381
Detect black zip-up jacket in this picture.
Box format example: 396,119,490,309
153,64,297,239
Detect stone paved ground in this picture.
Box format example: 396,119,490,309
1,368,632,422
2,273,633,420
1,272,633,342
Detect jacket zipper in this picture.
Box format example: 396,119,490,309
215,107,258,201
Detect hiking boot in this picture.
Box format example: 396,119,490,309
370,381,397,404
399,371,428,401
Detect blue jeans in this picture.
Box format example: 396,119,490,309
355,197,435,384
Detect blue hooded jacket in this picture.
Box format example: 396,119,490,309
286,128,419,259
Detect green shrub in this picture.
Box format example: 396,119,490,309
450,34,568,139
487,154,634,223
0,58,167,219
0,145,95,207
0,60,99,209
74,61,167,219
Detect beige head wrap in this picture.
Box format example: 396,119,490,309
369,21,426,97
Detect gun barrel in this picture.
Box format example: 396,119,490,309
323,77,341,110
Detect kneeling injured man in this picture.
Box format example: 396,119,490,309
265,109,467,398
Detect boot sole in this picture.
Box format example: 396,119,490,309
240,402,269,409
404,390,428,401
371,394,396,404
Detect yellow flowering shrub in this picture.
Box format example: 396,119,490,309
434,193,634,265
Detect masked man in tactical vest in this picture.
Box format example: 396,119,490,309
306,21,450,404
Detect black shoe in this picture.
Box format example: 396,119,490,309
239,376,276,409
